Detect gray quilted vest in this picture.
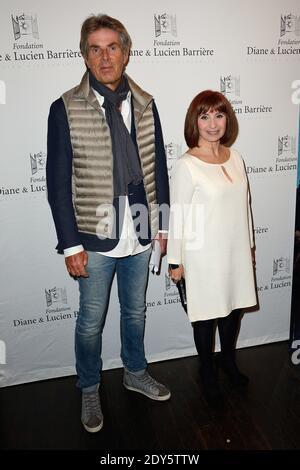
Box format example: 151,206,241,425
62,71,158,238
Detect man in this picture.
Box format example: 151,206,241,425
46,14,170,433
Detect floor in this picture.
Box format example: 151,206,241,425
1,341,300,455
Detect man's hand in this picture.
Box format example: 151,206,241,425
155,232,168,256
65,251,89,278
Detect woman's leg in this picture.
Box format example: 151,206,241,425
192,319,223,404
218,309,249,386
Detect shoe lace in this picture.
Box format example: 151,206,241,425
83,392,101,416
139,372,159,391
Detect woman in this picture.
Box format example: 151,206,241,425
167,90,257,405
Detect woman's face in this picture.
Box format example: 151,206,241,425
197,109,227,144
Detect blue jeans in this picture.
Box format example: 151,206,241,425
75,248,151,391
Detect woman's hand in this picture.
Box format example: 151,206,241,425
169,265,185,282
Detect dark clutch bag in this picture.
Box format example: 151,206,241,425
176,278,187,313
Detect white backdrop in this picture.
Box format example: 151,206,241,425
0,0,299,386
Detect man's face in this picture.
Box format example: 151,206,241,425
85,28,129,91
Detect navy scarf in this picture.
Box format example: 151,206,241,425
89,71,143,197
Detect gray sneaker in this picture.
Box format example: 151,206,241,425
123,369,171,401
81,388,103,433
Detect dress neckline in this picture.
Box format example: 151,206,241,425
186,148,232,166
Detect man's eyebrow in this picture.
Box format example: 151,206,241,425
89,42,120,48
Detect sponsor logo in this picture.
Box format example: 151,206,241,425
220,74,242,108
165,142,182,159
130,12,215,60
275,135,297,172
280,14,300,37
45,287,67,307
12,288,77,329
165,142,182,175
30,151,46,175
44,286,73,323
246,136,297,175
220,75,240,99
0,150,47,199
5,12,81,62
271,257,292,290
154,13,177,38
277,13,300,53
11,11,43,58
152,11,181,54
273,257,290,276
220,74,273,116
29,151,46,193
278,135,296,156
247,13,300,56
165,273,173,291
11,13,39,41
257,256,292,293
164,273,183,307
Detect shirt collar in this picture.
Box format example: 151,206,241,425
92,88,131,109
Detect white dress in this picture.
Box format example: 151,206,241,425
167,149,257,322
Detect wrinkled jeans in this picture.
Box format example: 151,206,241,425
75,248,151,391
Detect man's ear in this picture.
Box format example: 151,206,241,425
124,50,130,67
